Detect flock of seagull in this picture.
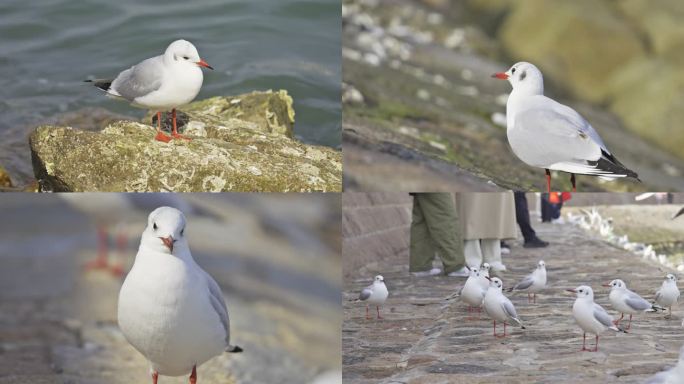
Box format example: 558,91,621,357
354,205,684,381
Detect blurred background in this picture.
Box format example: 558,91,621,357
0,193,341,383
0,0,341,186
342,0,684,192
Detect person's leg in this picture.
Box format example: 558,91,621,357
409,195,437,273
541,194,553,222
514,191,536,243
481,239,505,271
416,193,465,274
464,239,483,268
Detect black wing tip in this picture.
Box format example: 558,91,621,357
520,325,527,330
595,152,640,180
227,345,243,353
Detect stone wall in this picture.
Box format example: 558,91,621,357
342,192,412,279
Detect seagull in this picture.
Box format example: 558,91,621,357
492,62,639,192
483,277,525,337
567,285,624,352
118,207,242,383
358,275,388,320
458,266,486,315
604,279,662,330
647,344,684,384
86,39,213,143
655,274,681,317
507,260,547,303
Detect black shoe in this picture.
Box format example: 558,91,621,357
523,238,549,248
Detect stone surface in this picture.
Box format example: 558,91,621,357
343,198,684,383
29,91,341,192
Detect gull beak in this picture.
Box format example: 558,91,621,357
566,289,576,293
196,59,214,70
485,276,492,281
491,72,509,80
601,283,612,287
160,236,175,252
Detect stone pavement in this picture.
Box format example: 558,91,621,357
343,220,684,383
0,195,341,384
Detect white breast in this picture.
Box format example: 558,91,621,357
118,253,225,376
133,64,204,110
367,283,388,305
572,300,604,336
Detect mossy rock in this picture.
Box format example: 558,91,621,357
29,91,340,192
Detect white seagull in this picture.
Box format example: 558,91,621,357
483,277,525,337
358,275,389,320
567,285,623,352
492,62,639,192
604,279,662,330
647,344,684,384
118,207,242,383
655,274,681,317
86,39,213,143
507,260,547,303
458,266,487,315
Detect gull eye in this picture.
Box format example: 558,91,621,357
153,222,158,230
183,56,189,60
180,228,185,236
511,68,516,74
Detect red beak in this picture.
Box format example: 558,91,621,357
196,59,214,70
566,289,576,293
160,236,174,252
485,276,492,281
491,72,509,80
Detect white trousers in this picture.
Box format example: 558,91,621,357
464,239,502,268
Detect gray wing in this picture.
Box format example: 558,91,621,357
202,269,231,348
502,298,519,320
625,292,652,311
513,275,534,291
110,55,164,101
359,286,372,301
593,304,615,327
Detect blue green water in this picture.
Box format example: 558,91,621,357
0,0,341,184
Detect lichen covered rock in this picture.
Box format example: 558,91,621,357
29,91,340,192
0,164,12,188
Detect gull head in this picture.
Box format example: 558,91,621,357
602,279,626,290
467,265,480,277
142,206,188,255
481,263,490,272
666,273,677,283
567,285,594,300
537,260,546,269
165,39,213,70
491,62,543,94
374,275,385,283
486,276,503,291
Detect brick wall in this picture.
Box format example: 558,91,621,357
342,192,412,279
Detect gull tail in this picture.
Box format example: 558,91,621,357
650,304,667,312
84,78,113,92
594,150,640,181
226,345,243,353
512,317,525,329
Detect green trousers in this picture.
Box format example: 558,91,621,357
409,193,464,274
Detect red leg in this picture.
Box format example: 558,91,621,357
152,371,159,384
376,306,383,319
189,365,197,384
626,314,632,330
614,313,624,326
527,293,531,303
84,226,109,271
570,173,576,192
581,333,587,351
154,111,172,142
545,169,551,193
533,293,537,304
593,335,599,352
503,321,507,337
365,305,370,320
493,320,497,337
171,108,191,140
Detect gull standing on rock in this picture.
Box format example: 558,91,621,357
118,207,242,383
358,275,388,320
483,277,525,337
655,274,681,317
491,62,638,192
604,279,662,330
568,285,624,352
508,260,547,303
86,39,213,143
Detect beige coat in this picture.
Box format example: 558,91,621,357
458,192,517,240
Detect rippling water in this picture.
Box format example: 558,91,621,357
0,0,341,184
